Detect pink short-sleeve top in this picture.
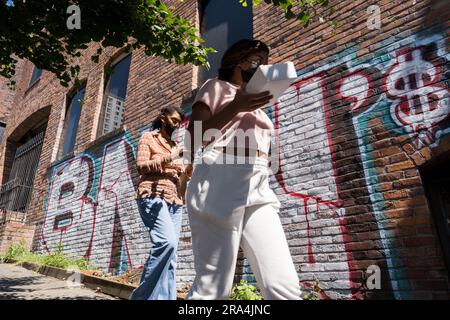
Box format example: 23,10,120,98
192,78,274,154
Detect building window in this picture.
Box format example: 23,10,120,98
28,66,42,87
99,54,131,137
60,87,85,157
0,122,5,144
199,0,253,83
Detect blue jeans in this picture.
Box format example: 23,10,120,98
130,197,183,300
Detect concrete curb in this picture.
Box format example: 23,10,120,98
9,260,137,299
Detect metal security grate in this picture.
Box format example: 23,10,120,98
0,130,45,213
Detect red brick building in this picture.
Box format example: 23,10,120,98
0,0,449,299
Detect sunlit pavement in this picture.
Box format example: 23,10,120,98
0,263,118,300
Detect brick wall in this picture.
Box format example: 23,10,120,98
0,0,449,299
0,211,35,254
0,59,25,124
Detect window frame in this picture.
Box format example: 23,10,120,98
198,0,254,84
28,66,42,88
0,122,5,145
96,52,132,139
59,85,86,158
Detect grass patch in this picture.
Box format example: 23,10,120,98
230,279,263,300
230,278,326,300
300,279,324,300
0,241,96,271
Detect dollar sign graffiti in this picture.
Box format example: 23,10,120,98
384,48,450,148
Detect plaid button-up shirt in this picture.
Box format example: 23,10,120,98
136,130,188,205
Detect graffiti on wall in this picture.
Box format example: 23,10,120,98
37,29,449,297
272,31,449,299
384,46,450,148
39,116,193,274
40,133,151,274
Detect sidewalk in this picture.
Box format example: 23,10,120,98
0,263,117,300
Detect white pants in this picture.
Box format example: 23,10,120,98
186,149,301,300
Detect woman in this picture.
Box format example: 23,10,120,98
185,39,301,299
130,106,188,300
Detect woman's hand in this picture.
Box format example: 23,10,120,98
185,163,193,177
228,85,273,113
165,146,186,163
